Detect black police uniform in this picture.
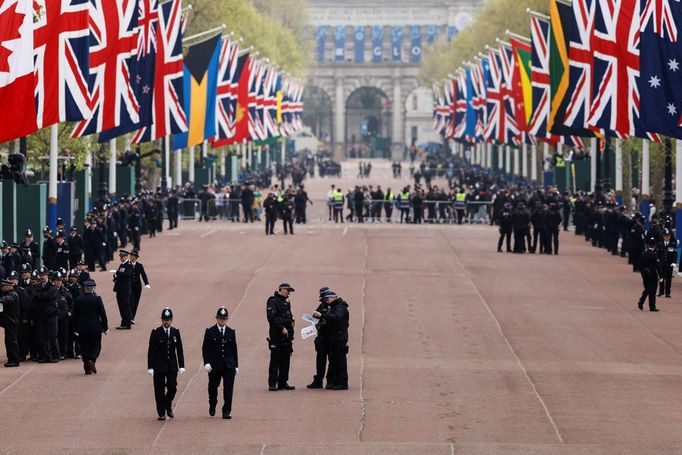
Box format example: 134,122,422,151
113,254,133,329
318,297,349,389
130,259,149,321
308,300,330,388
497,207,512,252
202,317,238,418
68,232,84,270
148,317,184,419
638,246,660,311
266,292,294,389
72,287,108,373
56,284,74,359
0,284,21,366
54,239,70,271
657,238,678,297
33,279,60,362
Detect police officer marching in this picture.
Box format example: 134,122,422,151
266,283,295,391
657,229,677,298
113,250,133,330
129,250,150,324
148,307,185,421
0,278,20,367
313,289,349,390
72,279,108,374
638,238,660,312
202,307,238,419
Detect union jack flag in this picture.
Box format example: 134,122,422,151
442,75,456,139
586,0,652,139
212,36,241,146
451,71,466,141
132,0,186,144
72,0,140,138
262,65,280,139
33,0,91,129
281,78,304,136
484,49,504,142
471,56,489,142
432,82,448,135
247,58,266,141
498,44,520,144
292,81,304,132
529,15,551,139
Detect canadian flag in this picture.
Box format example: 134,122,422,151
0,0,37,143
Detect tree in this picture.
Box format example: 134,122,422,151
420,0,549,83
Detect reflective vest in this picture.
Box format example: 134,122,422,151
333,191,344,204
455,193,466,202
400,192,410,208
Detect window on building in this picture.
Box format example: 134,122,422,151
412,93,418,111
411,126,418,142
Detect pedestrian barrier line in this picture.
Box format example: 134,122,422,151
200,228,218,238
443,232,565,445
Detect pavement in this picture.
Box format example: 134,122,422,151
1,160,682,454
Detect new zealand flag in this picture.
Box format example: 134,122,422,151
639,0,682,139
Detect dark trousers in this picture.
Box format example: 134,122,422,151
131,286,142,320
79,332,102,369
208,368,235,416
1,321,19,364
168,213,178,229
532,228,543,253
333,208,344,223
327,343,348,387
659,268,673,296
282,217,294,234
313,339,328,384
130,230,141,251
57,317,69,358
265,216,276,235
67,316,79,357
400,208,409,223
18,321,34,360
242,204,253,222
639,276,658,310
385,206,393,222
38,315,59,360
545,230,559,254
154,371,178,416
116,292,132,327
268,344,291,387
498,230,511,251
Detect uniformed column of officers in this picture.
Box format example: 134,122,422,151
143,283,350,422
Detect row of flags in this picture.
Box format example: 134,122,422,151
433,0,682,151
0,0,304,148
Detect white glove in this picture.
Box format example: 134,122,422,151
103,330,109,336
74,332,79,337
0,303,3,313
113,232,118,237
179,368,185,375
147,369,154,376
144,284,151,289
235,367,239,375
671,263,677,268
204,363,212,373
134,227,139,231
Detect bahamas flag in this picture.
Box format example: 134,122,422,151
174,34,221,148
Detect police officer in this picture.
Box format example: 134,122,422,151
333,188,345,223
54,232,70,271
9,270,31,362
266,283,295,391
263,193,278,236
68,227,84,270
0,278,20,367
113,250,133,330
147,307,185,420
53,272,74,360
657,229,677,298
307,287,331,389
497,203,512,253
129,250,150,324
202,307,238,419
72,279,108,374
638,238,660,312
42,227,57,271
313,289,349,390
34,266,60,362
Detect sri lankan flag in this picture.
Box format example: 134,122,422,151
174,34,221,148
510,37,532,143
547,0,593,138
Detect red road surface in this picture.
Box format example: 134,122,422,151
1,161,681,454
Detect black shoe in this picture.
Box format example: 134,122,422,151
48,358,59,363
638,301,644,311
59,356,66,360
209,405,216,416
115,326,131,330
157,415,166,421
651,308,660,312
277,384,295,390
88,360,97,374
38,358,49,364
222,414,232,419
307,381,323,389
268,386,278,391
325,383,336,390
166,408,174,419
4,362,19,367
665,295,671,298
332,385,348,390
657,293,664,297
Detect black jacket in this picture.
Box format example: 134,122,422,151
319,298,349,343
131,262,149,289
640,248,659,279
33,282,58,317
266,292,294,343
56,286,74,319
0,290,20,326
42,237,58,270
202,325,238,370
113,261,133,294
68,234,84,257
147,326,185,373
72,293,108,334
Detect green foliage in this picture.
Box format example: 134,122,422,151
186,0,312,77
26,123,98,173
420,0,549,83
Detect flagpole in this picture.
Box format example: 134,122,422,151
48,124,58,231
531,143,537,182
522,142,528,180
590,138,597,193
183,24,226,45
504,30,531,43
220,148,226,179
85,140,92,212
641,140,650,210
614,138,623,202
505,146,511,176
175,148,182,190
513,147,520,178
526,9,550,20
188,146,195,184
109,139,117,201
163,136,170,190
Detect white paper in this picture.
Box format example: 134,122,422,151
0,302,3,313
302,313,319,325
301,324,317,340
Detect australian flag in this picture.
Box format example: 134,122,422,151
99,0,158,142
639,0,682,139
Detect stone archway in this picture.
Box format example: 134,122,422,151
345,86,391,158
302,85,333,150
